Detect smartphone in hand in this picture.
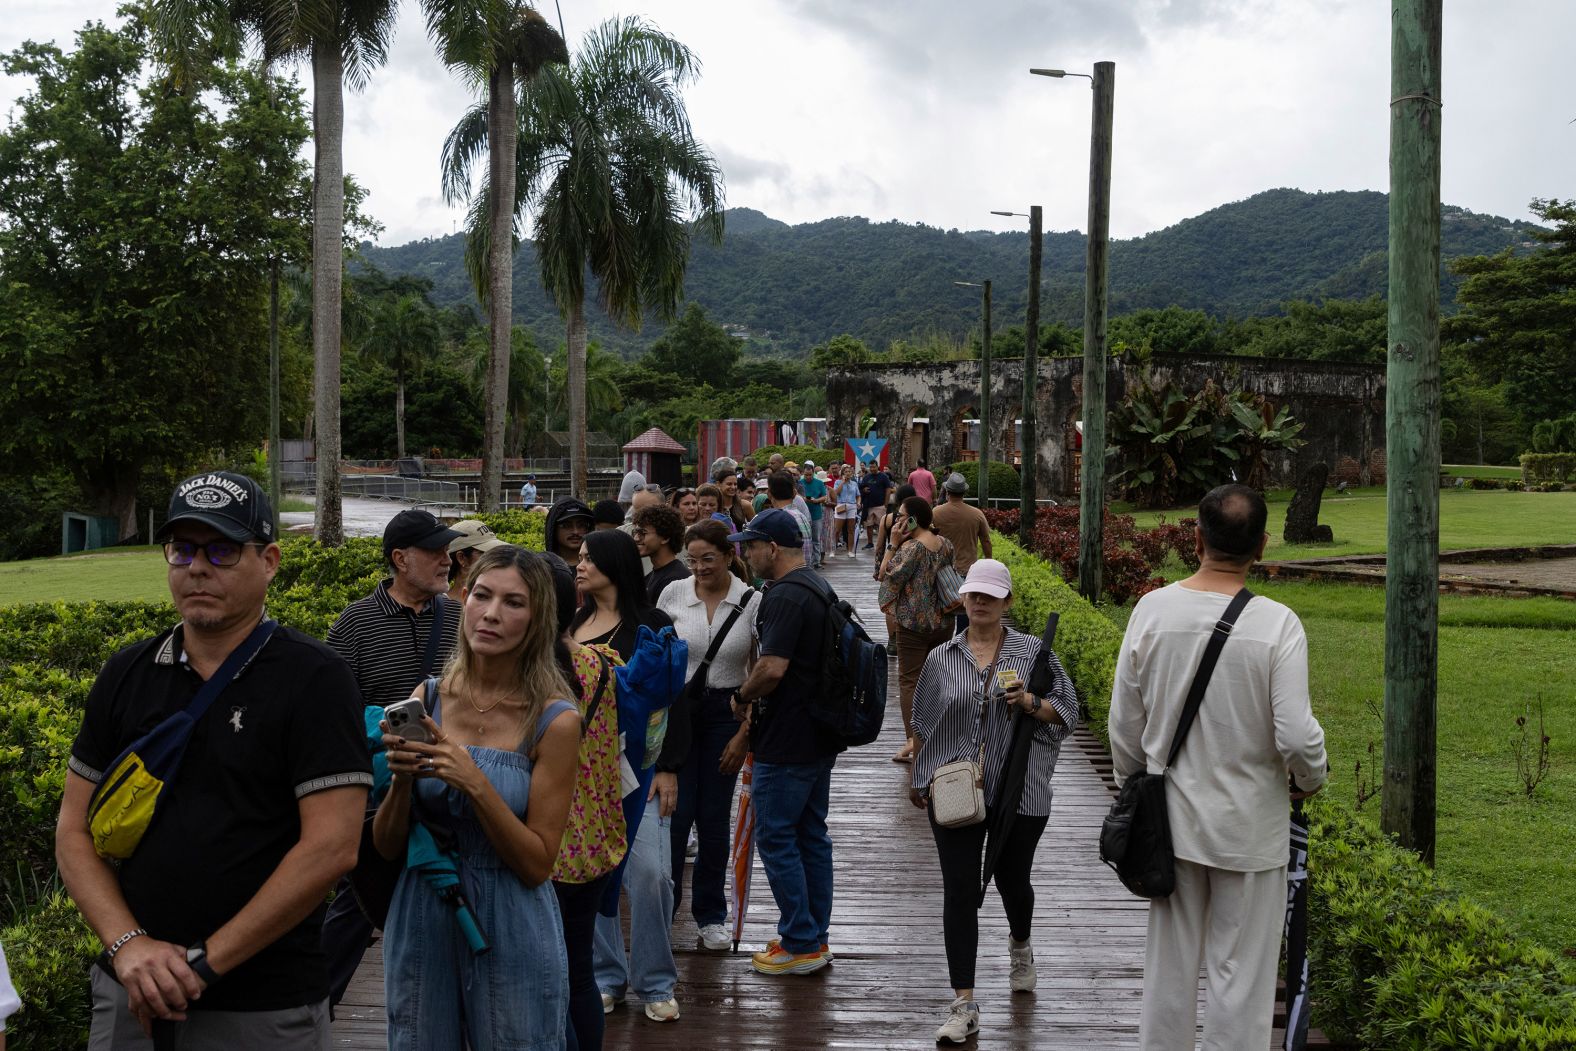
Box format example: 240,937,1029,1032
384,697,433,744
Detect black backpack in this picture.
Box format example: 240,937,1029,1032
774,576,888,747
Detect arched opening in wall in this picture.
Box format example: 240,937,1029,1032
900,405,930,475
1064,408,1084,497
952,405,980,464
844,405,877,466
1000,401,1023,468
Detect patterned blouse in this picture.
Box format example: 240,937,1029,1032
551,643,628,884
879,536,956,633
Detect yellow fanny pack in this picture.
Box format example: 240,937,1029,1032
88,620,277,859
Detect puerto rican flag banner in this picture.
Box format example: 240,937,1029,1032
844,436,889,467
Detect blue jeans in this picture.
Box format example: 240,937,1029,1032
808,517,824,565
752,756,836,954
592,796,676,1002
671,688,743,927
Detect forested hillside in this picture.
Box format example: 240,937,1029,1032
359,188,1539,357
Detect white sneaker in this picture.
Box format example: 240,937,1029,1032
1009,937,1036,993
644,997,680,1022
685,829,699,858
698,923,731,951
935,996,980,1044
601,991,623,1014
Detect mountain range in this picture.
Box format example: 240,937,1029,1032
358,187,1542,357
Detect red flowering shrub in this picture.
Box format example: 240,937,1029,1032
985,508,1198,604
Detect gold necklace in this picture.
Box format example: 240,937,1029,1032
466,684,509,736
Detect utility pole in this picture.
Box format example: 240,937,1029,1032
1021,205,1042,542
268,257,282,540
980,280,993,509
1078,60,1115,603
1382,0,1442,865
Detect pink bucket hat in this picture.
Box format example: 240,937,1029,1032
958,558,1012,599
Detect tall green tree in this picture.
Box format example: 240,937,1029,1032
1446,198,1576,429
506,16,725,497
0,19,310,539
362,293,442,458
156,0,400,543
643,303,741,386
432,0,566,509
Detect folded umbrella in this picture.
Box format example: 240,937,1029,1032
1282,799,1311,1050
979,613,1059,908
407,820,489,956
729,753,758,952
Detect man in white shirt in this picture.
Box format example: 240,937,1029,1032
1109,483,1327,1051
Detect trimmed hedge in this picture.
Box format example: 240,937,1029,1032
947,459,1021,502
992,533,1121,740
1520,452,1576,486
474,510,547,551
744,444,827,470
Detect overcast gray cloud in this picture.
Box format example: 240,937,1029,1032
3,1,1572,248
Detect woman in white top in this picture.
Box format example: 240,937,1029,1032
832,464,861,557
657,519,758,952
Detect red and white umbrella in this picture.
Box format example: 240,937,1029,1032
728,753,757,952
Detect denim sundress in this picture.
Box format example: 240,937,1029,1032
384,693,576,1051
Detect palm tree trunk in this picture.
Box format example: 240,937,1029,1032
395,366,407,460
480,60,516,512
312,42,345,545
568,298,588,499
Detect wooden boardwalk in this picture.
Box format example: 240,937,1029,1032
332,548,1314,1049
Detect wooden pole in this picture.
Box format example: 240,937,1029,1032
269,257,282,540
1078,61,1114,602
1382,0,1442,864
979,280,992,509
1020,205,1042,543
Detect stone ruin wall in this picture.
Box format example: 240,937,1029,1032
825,352,1386,498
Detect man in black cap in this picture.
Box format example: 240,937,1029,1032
543,497,595,563
58,471,370,1049
320,508,464,1006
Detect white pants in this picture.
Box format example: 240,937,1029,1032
1139,858,1286,1051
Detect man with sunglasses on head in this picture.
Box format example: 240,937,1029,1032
58,472,371,1050
319,508,464,1006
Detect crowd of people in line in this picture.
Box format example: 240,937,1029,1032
52,454,1326,1051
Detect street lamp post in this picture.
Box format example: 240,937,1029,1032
955,280,992,508
1033,62,1115,603
991,207,1043,543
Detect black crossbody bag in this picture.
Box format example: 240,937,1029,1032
1099,587,1253,899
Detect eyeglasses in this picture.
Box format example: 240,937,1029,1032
163,539,261,567
631,527,650,539
691,553,725,567
638,483,664,493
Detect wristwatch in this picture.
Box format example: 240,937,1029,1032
186,941,221,986
1030,694,1043,714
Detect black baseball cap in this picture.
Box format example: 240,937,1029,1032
383,509,462,559
728,508,803,547
156,471,275,544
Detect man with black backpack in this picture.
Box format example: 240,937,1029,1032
730,509,845,976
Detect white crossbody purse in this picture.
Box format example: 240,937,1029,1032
929,635,1005,828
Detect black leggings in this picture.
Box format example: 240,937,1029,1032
928,807,1049,991
555,873,612,1051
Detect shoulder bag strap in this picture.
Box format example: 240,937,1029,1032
1162,587,1255,771
183,618,278,725
419,600,447,678
584,649,612,727
695,589,754,690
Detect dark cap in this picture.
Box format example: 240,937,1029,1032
593,499,626,526
156,471,274,544
383,509,463,559
728,508,803,547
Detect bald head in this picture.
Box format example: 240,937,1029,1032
631,488,663,514
1197,484,1268,565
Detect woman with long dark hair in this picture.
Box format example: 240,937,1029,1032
570,530,682,1023
670,488,700,528
879,494,948,763
377,546,581,1049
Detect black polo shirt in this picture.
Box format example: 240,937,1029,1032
68,622,372,1012
326,580,461,708
753,568,844,765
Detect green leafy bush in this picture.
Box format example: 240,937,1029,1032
745,444,826,470
2,890,98,1050
0,602,174,676
992,534,1121,738
946,460,1021,502
474,510,547,550
1520,452,1576,486
1307,800,1576,1049
266,536,386,639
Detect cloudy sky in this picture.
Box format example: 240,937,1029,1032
4,1,1573,246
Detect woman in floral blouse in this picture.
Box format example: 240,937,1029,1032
879,495,956,763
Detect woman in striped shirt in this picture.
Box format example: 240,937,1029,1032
907,559,1080,1045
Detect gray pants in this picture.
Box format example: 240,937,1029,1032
90,966,329,1051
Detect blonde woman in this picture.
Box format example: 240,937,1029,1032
376,546,581,1050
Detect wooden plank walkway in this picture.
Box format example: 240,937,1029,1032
332,547,1317,1049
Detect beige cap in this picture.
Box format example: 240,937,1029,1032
447,519,506,555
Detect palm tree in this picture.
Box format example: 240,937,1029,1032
152,0,398,544
497,15,724,498
363,293,441,458
430,0,566,510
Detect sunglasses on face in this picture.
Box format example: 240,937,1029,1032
164,540,262,567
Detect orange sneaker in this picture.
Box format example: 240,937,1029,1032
751,944,830,975
766,937,833,962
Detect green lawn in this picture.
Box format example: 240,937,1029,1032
1101,580,1576,951
1442,463,1523,480
1127,486,1576,561
0,547,169,605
